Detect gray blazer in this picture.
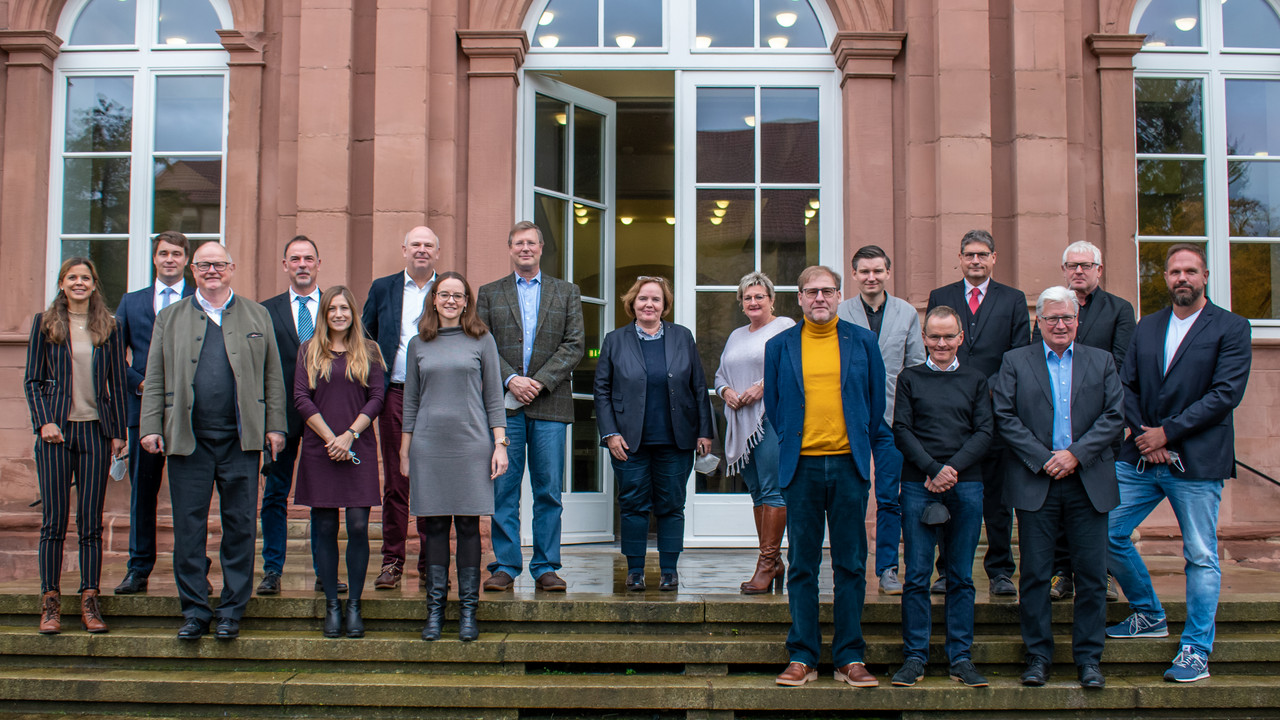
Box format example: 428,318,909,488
837,294,925,425
140,294,288,456
476,273,585,424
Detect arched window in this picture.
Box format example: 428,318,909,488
1132,0,1280,328
49,0,230,307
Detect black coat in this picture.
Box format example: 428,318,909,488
927,279,1031,384
262,291,309,438
115,283,194,426
361,271,435,387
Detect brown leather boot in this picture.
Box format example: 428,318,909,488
39,591,60,634
80,589,108,633
742,506,787,594
739,506,765,591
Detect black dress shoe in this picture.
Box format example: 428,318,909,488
658,571,679,591
314,578,348,593
114,571,148,595
625,569,645,591
1021,656,1051,686
256,572,281,596
177,617,209,640
990,575,1017,596
214,617,240,640
1078,664,1105,689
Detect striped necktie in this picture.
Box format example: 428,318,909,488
297,296,314,342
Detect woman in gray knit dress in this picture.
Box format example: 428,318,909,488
399,271,507,642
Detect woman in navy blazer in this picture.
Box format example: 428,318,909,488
23,258,127,635
594,276,713,592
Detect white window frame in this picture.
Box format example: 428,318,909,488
47,0,231,302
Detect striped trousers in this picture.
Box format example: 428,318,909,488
34,420,110,593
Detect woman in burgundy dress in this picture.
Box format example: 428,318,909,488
294,285,385,638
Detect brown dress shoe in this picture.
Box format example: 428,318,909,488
834,662,879,687
483,570,515,592
39,591,60,635
535,571,567,591
776,662,817,686
374,564,402,590
80,589,108,633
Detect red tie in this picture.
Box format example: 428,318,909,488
968,287,981,315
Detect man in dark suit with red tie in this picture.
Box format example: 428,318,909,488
927,229,1030,596
112,231,193,595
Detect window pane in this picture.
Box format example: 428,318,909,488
60,238,129,310
571,398,601,492
68,0,136,46
1137,240,1206,316
574,107,604,203
759,0,824,49
1225,80,1280,157
774,290,803,323
534,193,568,279
697,88,755,183
154,76,224,152
1135,0,1201,48
761,88,819,183
157,0,223,46
572,302,603,395
1135,77,1203,155
604,0,662,48
1230,242,1280,319
696,189,755,286
761,190,819,285
1223,0,1280,49
63,158,131,234
153,157,223,234
535,95,567,193
65,77,133,153
1138,159,1205,236
573,205,602,297
534,0,597,48
697,0,754,48
694,291,748,495
1229,161,1280,237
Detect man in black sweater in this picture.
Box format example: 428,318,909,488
890,306,993,689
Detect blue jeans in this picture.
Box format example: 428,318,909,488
260,434,319,576
1108,461,1223,656
782,454,870,668
487,411,568,580
874,444,904,576
900,480,983,664
740,418,784,507
612,445,693,560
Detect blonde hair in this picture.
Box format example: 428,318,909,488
304,286,384,388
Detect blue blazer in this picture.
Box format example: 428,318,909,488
361,271,434,386
23,312,128,441
115,283,194,427
1117,301,1252,479
763,319,901,489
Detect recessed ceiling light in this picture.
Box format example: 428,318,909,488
695,36,712,49
539,11,554,26
665,217,676,225
767,36,789,49
709,217,723,225
576,217,588,224
715,200,730,209
619,216,634,225
165,37,187,46
809,199,820,209
554,113,568,125
744,116,756,128
615,34,636,49
538,35,560,48
712,209,726,217
1174,17,1197,32
775,12,797,28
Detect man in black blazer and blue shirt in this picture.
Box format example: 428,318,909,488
1106,244,1252,684
360,226,438,589
994,285,1123,689
112,230,193,595
927,229,1030,596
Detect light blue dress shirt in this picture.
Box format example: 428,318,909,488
1044,342,1074,452
515,271,542,377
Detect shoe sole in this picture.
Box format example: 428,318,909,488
1021,677,1047,687
891,675,922,687
374,581,401,590
880,587,903,596
834,672,879,687
776,671,817,687
951,675,988,688
1106,628,1169,638
1165,671,1210,683
536,585,567,592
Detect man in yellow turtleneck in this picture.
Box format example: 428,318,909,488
764,265,902,689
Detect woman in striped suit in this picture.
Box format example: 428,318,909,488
23,258,127,634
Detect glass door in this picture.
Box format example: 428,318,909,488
521,74,617,543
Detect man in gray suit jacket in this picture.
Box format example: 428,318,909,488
836,245,923,595
476,221,585,592
992,286,1123,690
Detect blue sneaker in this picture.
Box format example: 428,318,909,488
1106,611,1168,638
1164,645,1210,683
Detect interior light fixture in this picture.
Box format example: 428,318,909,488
577,217,589,225
619,216,634,225
715,200,730,209
538,35,560,48
809,199,820,209
695,36,712,49
804,218,810,225
712,209,726,217
1255,151,1271,157
1174,17,1197,32
1144,40,1167,48
665,217,676,225
615,34,636,49
539,11,555,25
554,113,568,126
165,37,188,46
709,217,723,226
767,36,789,49
575,207,588,217
804,210,817,219
775,12,798,27
744,115,756,128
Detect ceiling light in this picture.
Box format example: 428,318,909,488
619,216,634,225
744,115,756,128
767,36,789,49
615,34,636,49
712,209,726,217
1144,40,1167,48
695,36,712,49
804,209,816,218
165,37,187,46
539,11,554,25
804,218,810,225
775,12,798,27
709,217,723,225
809,199,819,209
1174,17,1197,32
715,200,730,209
554,112,568,125
577,217,588,225
665,217,676,225
1255,151,1270,157
575,207,588,217
538,35,560,48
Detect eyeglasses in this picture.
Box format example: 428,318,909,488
961,252,993,261
800,287,838,299
192,261,230,272
1064,262,1098,272
925,333,961,342
1040,315,1077,326
636,275,666,283
436,292,466,301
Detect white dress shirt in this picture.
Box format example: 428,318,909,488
963,278,991,308
153,278,186,315
195,288,234,327
391,270,436,383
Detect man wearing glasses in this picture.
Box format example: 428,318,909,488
993,286,1123,689
927,230,1030,597
766,266,901,688
140,241,287,640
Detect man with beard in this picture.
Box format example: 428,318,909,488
1105,244,1252,684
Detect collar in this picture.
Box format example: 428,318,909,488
288,287,321,305
195,288,234,312
515,271,542,286
634,321,665,341
801,315,840,338
155,278,185,297
1043,341,1074,361
861,295,886,314
1079,287,1099,306
963,278,991,296
403,270,436,290
925,356,960,372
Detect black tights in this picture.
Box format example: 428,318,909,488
311,507,371,602
422,515,481,568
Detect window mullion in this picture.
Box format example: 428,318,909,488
1206,70,1234,309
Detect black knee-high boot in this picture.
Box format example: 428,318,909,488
457,567,480,642
421,566,448,641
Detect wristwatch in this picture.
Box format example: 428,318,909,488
496,436,510,447
348,428,360,439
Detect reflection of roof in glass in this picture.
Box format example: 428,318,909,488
154,159,221,205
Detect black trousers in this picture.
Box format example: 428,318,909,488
167,432,260,622
1015,475,1108,666
34,420,110,593
126,425,168,577
981,448,1016,581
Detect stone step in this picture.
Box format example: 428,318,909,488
2,666,1279,719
